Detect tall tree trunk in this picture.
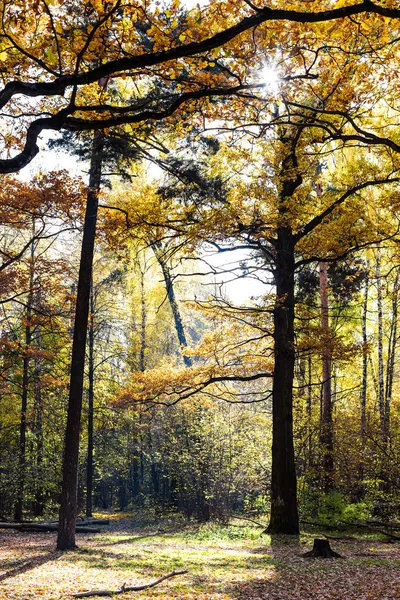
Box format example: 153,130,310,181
33,318,44,517
14,229,35,522
14,305,32,522
376,246,388,443
139,263,146,373
385,269,398,434
134,265,147,499
361,268,369,435
57,131,104,550
131,261,146,502
268,227,299,534
357,268,370,499
69,283,76,338
267,133,302,535
86,280,95,518
307,353,313,469
319,262,334,491
152,242,192,367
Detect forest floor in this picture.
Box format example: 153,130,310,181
0,512,399,600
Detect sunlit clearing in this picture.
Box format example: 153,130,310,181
261,65,280,93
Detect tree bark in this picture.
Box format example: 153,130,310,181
57,131,104,550
376,246,388,443
319,261,334,491
131,261,146,501
385,269,398,431
268,227,299,534
139,261,146,373
304,353,313,472
33,318,44,517
267,132,303,535
86,280,95,518
14,307,31,522
361,268,369,435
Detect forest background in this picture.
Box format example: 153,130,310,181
0,0,400,553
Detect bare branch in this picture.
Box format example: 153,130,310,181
71,570,188,598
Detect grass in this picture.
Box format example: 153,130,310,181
0,512,399,599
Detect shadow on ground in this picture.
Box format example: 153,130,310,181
0,551,62,582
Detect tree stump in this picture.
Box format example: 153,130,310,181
303,538,343,558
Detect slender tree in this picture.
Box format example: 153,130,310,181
57,131,104,550
375,246,388,443
152,241,193,368
319,261,334,491
361,264,370,435
14,231,35,522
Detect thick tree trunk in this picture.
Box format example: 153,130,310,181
267,133,302,535
319,262,334,491
152,242,192,367
57,132,104,550
86,281,95,518
268,228,299,534
69,283,76,338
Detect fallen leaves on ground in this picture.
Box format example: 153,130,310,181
0,515,399,599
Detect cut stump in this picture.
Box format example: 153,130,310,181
303,538,343,558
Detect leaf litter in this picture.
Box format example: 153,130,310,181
0,516,399,599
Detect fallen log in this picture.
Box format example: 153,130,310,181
300,519,350,531
367,520,400,530
82,519,109,525
0,523,18,529
75,519,109,526
71,570,188,598
31,518,109,527
0,523,100,533
338,520,400,541
300,519,400,541
325,534,357,541
20,524,101,533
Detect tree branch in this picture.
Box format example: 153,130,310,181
0,84,262,173
71,570,188,598
1,2,398,109
294,177,400,242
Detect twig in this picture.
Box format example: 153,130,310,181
71,570,188,598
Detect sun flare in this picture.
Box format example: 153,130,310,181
261,65,279,93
